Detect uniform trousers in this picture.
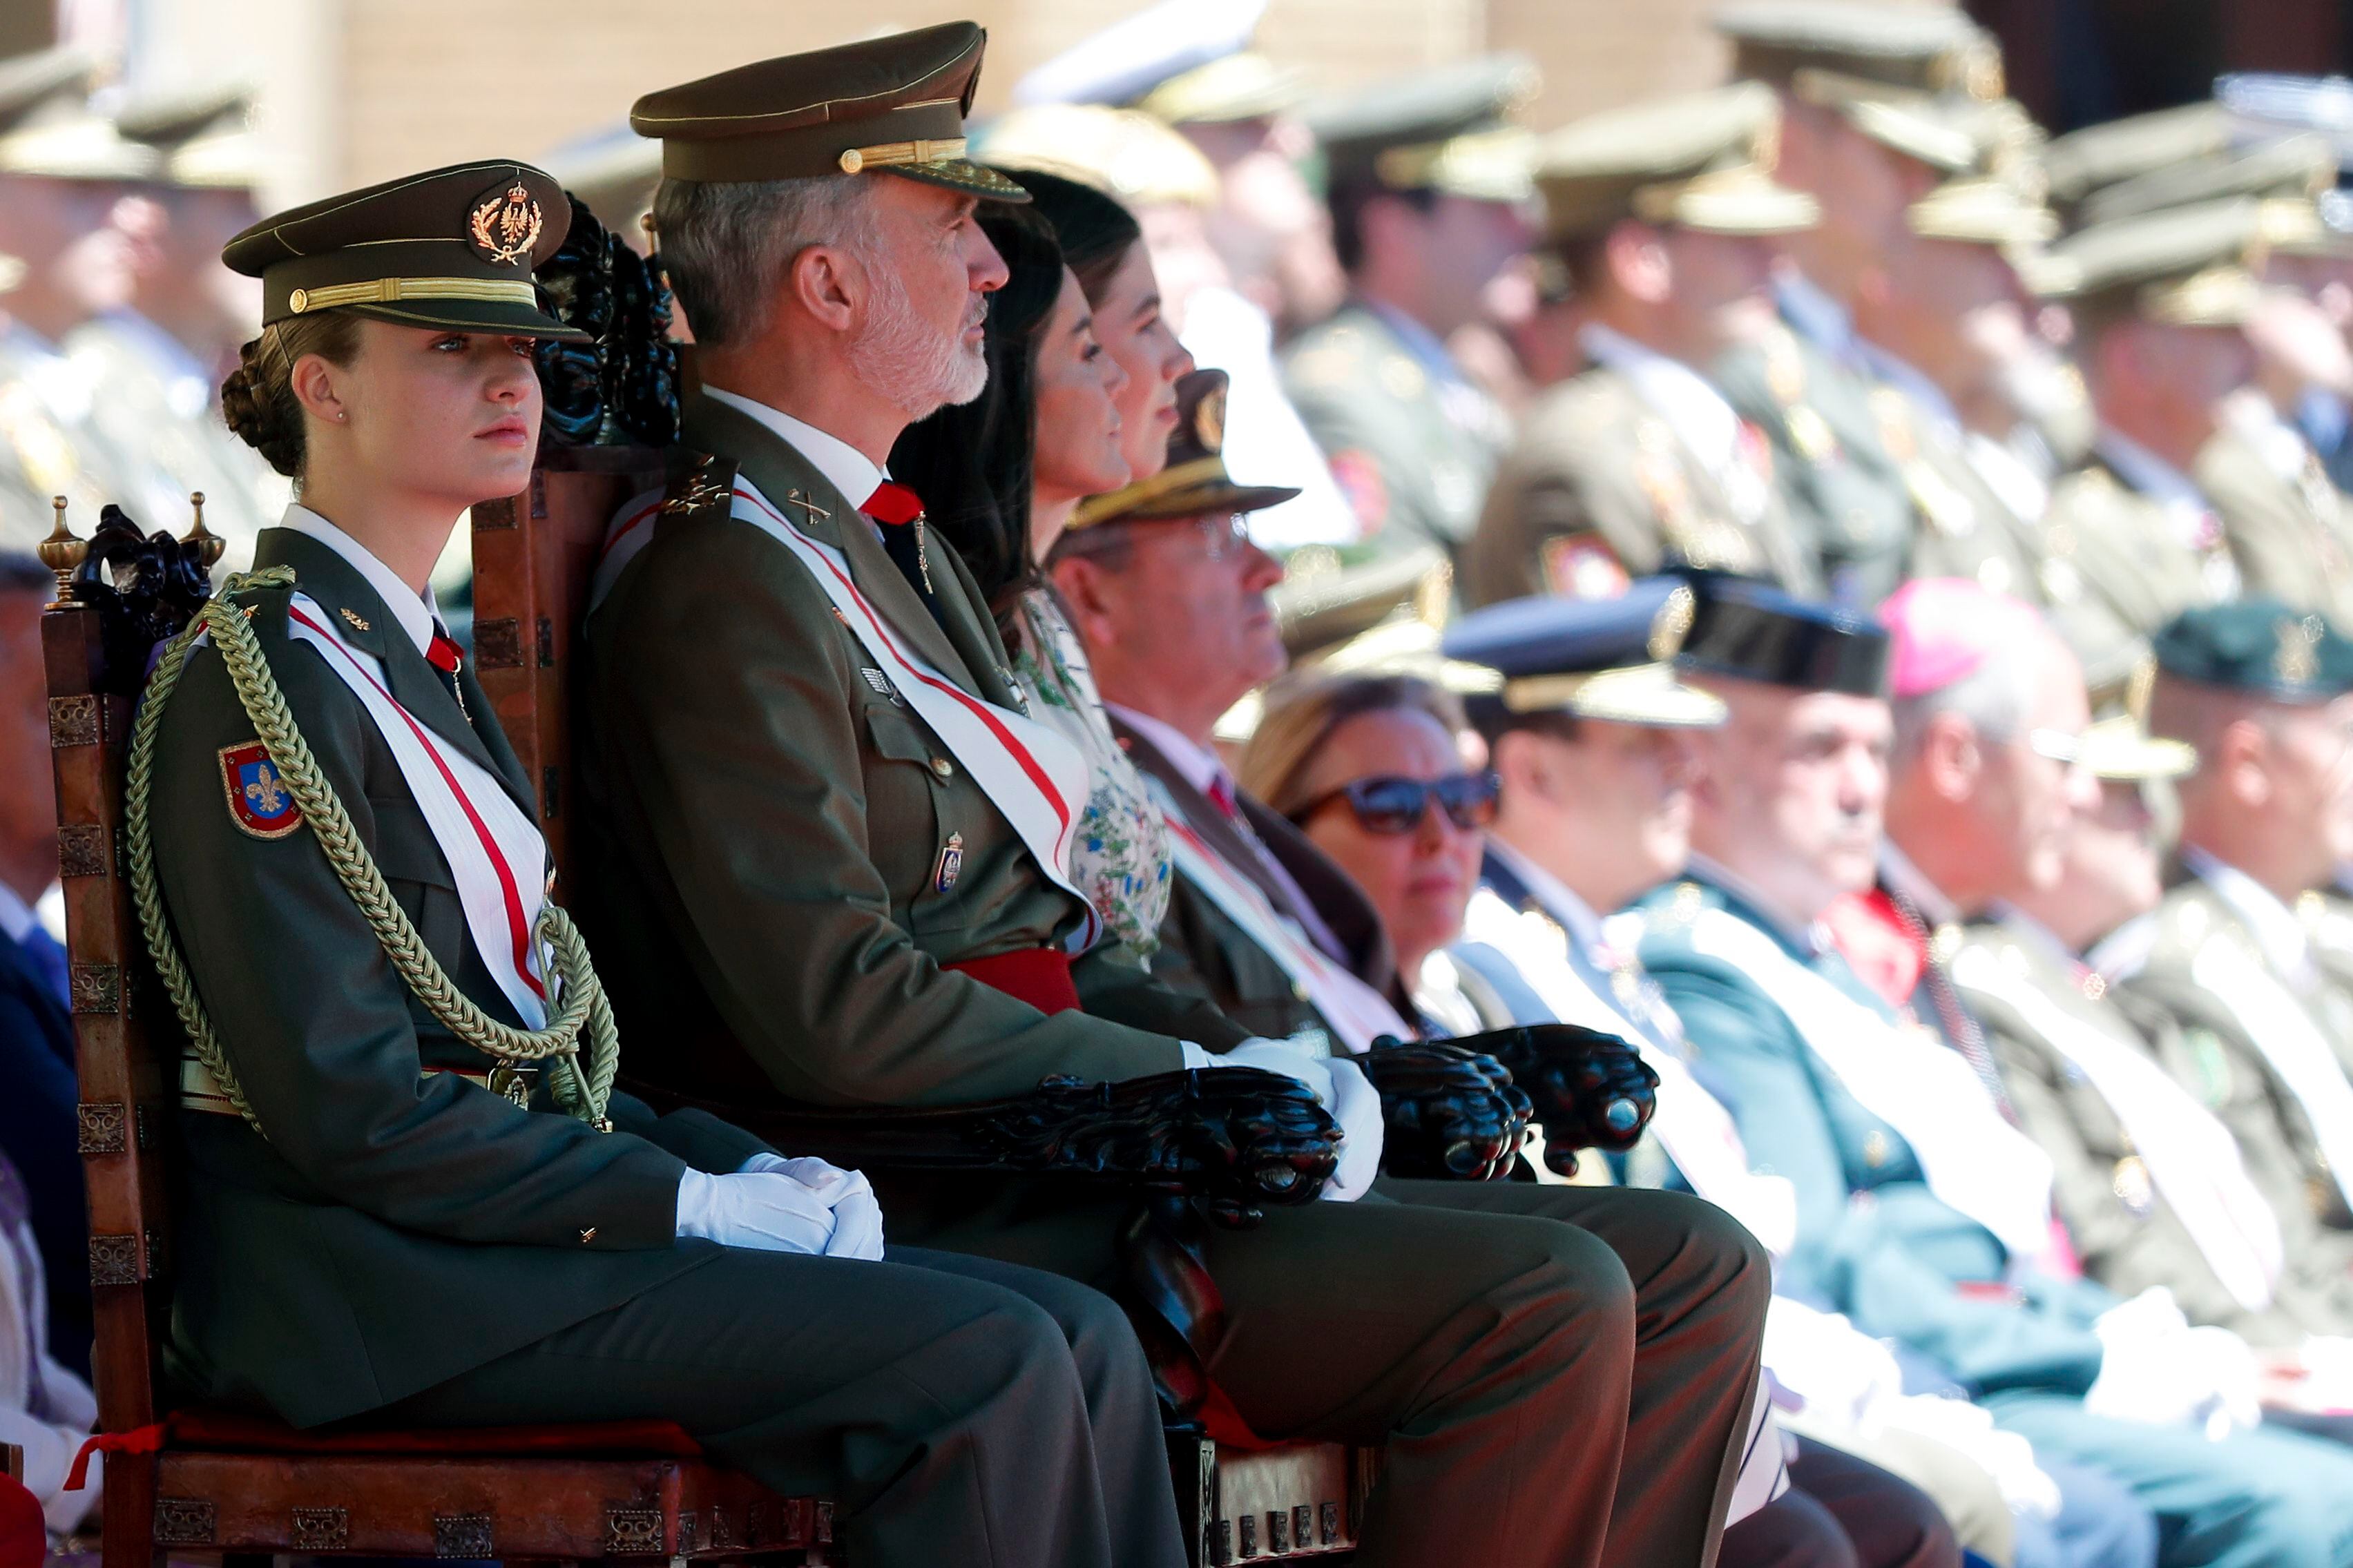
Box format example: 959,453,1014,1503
879,1172,1773,1568
1988,1391,2353,1568
383,1244,1185,1568
1723,1440,1961,1568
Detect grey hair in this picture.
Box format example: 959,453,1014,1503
1890,637,2039,765
651,174,881,347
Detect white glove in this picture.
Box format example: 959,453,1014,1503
1195,1037,1385,1202
2086,1288,2261,1436
742,1152,886,1261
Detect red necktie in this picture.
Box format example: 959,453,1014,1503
1207,771,1245,824
861,481,925,526
862,481,944,627
425,632,463,677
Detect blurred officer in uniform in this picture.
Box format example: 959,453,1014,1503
2104,603,2353,1251
1281,55,1537,568
0,47,156,544
1711,0,2008,605
68,81,284,556
2071,132,2353,626
1635,574,2353,1568
1879,579,2353,1352
2033,200,2256,643
1463,84,1823,606
1445,583,2160,1568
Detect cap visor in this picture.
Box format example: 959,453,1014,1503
887,160,1032,203
1080,481,1304,528
343,298,592,342
1678,186,1822,237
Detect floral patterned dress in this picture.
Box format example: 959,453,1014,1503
1012,586,1173,958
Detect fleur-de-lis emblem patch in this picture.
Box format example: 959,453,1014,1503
660,456,731,516
467,180,544,267
219,741,300,839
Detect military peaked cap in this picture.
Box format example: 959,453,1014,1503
630,22,1026,201
222,160,588,340
1443,581,1727,727
2039,102,2231,210
115,78,260,189
1537,82,1818,240
0,45,158,182
1068,368,1300,530
2153,599,2353,704
1716,1,2001,97
2079,132,2334,228
2035,197,2265,325
1307,52,1540,202
979,104,1219,208
1677,572,1891,696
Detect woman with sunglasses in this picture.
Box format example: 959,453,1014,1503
1239,672,1501,1029
892,182,1184,956
131,162,1188,1568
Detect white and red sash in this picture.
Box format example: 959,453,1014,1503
602,478,1101,949
1150,779,1411,1055
280,593,552,1025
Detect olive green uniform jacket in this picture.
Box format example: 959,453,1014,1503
2105,870,2353,1253
2193,423,2353,627
1114,716,1410,1043
2040,452,2231,649
1462,364,1821,608
151,527,768,1428
577,392,1240,1121
1957,917,2353,1348
1280,301,1511,572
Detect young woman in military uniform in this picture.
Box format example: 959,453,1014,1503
133,158,1186,1568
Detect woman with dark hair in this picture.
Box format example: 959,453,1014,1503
892,199,1175,956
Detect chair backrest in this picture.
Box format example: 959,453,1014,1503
468,446,662,884
42,505,218,1445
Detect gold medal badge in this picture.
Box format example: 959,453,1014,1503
468,181,545,267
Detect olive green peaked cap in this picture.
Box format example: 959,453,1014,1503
2153,598,2353,704
114,79,262,189
1306,53,1541,202
2079,131,2334,228
2040,101,2231,211
2035,197,2265,325
0,46,160,182
222,159,588,340
630,21,1028,202
1537,83,1819,240
1716,1,2002,98
1068,368,1301,530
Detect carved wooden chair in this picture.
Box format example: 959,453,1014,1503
474,447,1379,1566
44,501,832,1566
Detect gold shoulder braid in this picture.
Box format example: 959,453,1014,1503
126,565,620,1136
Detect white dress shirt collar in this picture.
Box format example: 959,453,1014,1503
1578,322,1741,473
2184,844,2316,983
703,385,885,511
1485,835,1607,952
1108,703,1224,800
0,882,37,947
276,504,442,657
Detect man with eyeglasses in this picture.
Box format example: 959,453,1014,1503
1877,580,2353,1357
2102,603,2353,1257
1634,575,2353,1567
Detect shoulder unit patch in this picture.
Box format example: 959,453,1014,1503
219,741,301,840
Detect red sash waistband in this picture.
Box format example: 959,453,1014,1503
944,949,1082,1015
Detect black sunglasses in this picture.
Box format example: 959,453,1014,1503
1291,771,1502,835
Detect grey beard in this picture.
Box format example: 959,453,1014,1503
854,268,989,420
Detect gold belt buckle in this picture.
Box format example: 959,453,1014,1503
486,1066,533,1108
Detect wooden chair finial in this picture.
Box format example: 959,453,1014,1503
37,496,86,610
182,492,224,574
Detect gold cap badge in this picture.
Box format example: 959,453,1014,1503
1649,583,1697,662
468,181,545,267
2276,614,2323,688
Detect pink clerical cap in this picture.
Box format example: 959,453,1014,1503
1877,577,2046,700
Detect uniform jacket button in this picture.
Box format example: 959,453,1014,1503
929,756,954,779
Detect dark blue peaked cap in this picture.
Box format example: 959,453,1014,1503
2153,597,2353,703
1444,577,1693,678
1675,573,1890,696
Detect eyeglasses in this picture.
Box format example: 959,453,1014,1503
1290,771,1503,835
1190,513,1251,561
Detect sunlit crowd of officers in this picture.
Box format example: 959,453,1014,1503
23,1,2353,1565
